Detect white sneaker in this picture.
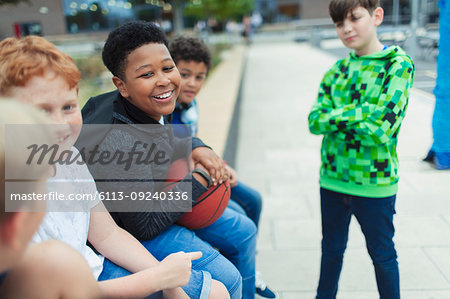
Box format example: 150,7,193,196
255,271,278,298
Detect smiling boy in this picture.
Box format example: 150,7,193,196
81,21,262,299
169,36,278,299
169,36,209,139
0,35,229,299
0,101,101,299
308,1,414,298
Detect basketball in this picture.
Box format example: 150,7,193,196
164,159,231,229
177,181,231,229
164,158,190,188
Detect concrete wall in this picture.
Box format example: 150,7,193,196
275,0,330,20
0,0,66,39
300,0,330,19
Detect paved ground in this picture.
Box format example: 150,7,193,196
234,41,450,298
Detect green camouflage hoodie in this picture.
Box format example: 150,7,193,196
308,46,415,197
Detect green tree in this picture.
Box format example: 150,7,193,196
131,0,253,33
184,0,253,22
168,0,253,33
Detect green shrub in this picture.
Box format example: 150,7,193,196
74,54,107,80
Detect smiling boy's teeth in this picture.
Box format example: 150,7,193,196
154,91,172,99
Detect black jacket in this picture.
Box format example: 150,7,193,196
78,90,208,240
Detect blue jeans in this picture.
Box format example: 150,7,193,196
195,207,257,299
228,181,263,228
317,188,399,299
98,225,242,299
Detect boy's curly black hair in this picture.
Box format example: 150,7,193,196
329,0,380,23
102,21,168,80
169,36,212,72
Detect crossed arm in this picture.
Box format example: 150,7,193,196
308,60,414,146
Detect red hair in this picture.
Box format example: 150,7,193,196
0,36,81,95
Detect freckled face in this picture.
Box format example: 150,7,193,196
114,43,181,122
177,60,208,105
9,72,81,152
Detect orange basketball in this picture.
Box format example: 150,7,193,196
177,181,231,229
165,159,230,229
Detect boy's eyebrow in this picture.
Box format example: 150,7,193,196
41,96,78,102
179,68,206,75
136,64,152,71
180,68,191,72
135,58,173,72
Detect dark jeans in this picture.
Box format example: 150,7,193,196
316,188,400,299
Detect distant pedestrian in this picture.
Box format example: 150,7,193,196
425,0,450,169
251,11,263,29
242,15,251,43
308,0,415,298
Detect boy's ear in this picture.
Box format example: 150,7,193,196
373,7,384,26
112,76,129,99
0,213,23,249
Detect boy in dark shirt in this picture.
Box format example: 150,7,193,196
82,21,259,299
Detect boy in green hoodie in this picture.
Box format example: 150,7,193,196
308,1,414,298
